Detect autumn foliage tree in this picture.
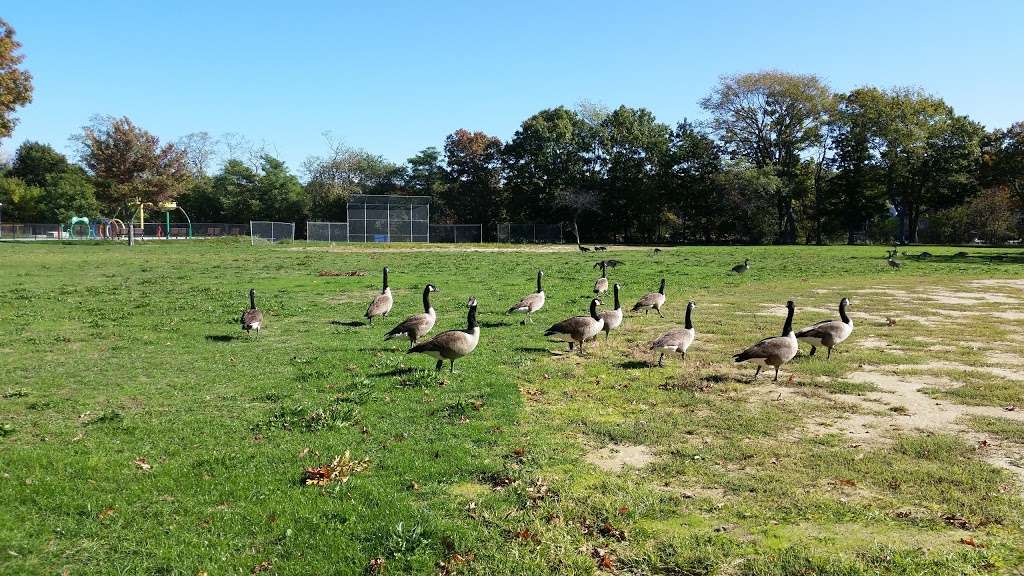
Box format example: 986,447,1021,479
74,116,191,215
0,18,33,140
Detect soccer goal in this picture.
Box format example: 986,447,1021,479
250,221,295,244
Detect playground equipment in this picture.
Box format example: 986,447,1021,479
63,216,128,240
131,199,193,240
67,217,95,239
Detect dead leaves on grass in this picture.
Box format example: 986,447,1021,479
317,270,366,277
301,451,370,486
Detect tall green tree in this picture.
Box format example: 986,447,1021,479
441,129,504,226
404,147,447,200
0,18,33,140
7,141,73,187
701,71,833,243
502,106,598,223
663,120,722,242
874,89,983,242
825,88,889,244
597,106,671,242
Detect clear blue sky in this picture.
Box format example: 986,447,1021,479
4,0,1023,173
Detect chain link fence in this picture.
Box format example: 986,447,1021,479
428,224,483,243
250,221,295,244
0,223,62,240
306,222,349,243
347,195,430,242
495,222,564,243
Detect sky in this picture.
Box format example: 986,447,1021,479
4,0,1024,172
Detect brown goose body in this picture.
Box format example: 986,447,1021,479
365,267,393,324
545,298,604,354
507,270,545,323
409,298,480,371
241,288,263,337
651,300,695,366
795,297,853,359
632,278,666,316
385,284,437,347
734,300,798,381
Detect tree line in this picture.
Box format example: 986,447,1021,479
1,20,1021,243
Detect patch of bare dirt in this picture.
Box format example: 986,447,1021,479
585,443,656,472
986,351,1024,366
807,368,1024,482
916,360,1024,382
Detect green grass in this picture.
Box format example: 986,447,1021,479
1,240,1023,575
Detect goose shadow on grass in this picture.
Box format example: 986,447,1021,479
618,360,652,370
205,334,239,342
330,320,366,327
514,346,551,354
376,367,416,377
480,321,512,328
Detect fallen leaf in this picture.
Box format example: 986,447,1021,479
133,458,152,472
251,560,272,574
592,547,615,571
98,507,115,520
297,447,310,459
302,451,370,486
960,536,986,548
835,478,857,488
408,481,420,492
368,557,385,573
616,505,629,515
513,447,526,457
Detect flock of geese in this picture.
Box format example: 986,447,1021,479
240,258,857,381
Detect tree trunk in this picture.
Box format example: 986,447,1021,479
908,207,921,244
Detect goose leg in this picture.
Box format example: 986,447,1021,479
809,346,817,356
450,360,455,373
681,351,686,362
773,366,780,381
568,342,574,351
434,359,443,371
827,347,833,360
657,352,664,367
753,366,761,380
579,340,586,356
657,307,664,318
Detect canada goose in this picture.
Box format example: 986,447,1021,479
408,297,480,372
653,248,663,254
507,270,545,324
795,297,853,359
733,300,798,381
632,278,666,317
384,284,437,348
593,259,622,294
545,298,604,355
918,251,933,259
594,246,607,251
578,245,591,253
597,283,623,341
954,251,969,257
731,259,750,274
364,267,394,324
241,288,263,337
887,258,902,270
650,300,696,367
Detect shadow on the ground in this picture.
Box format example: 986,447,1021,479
618,360,652,370
330,320,366,327
205,334,239,342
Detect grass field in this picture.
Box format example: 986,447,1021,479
2,240,1024,575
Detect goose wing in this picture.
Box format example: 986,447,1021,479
651,329,685,349
241,309,263,328
544,316,589,336
386,312,432,338
508,292,542,313
408,329,470,355
734,335,786,362
632,292,661,309
795,319,839,339
365,292,393,318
